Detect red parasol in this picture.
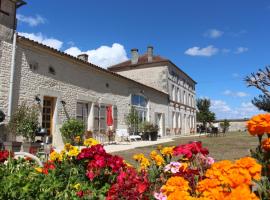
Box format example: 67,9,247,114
106,105,113,127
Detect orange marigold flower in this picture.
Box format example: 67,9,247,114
247,114,270,136
161,176,190,197
224,185,259,200
167,190,190,200
235,157,262,181
262,138,270,151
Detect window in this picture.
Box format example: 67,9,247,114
131,94,148,122
176,88,180,102
171,85,175,101
76,102,89,130
183,91,186,104
93,104,118,133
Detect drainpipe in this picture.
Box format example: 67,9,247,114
7,31,17,119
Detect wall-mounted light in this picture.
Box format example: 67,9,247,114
35,95,41,104
60,100,66,106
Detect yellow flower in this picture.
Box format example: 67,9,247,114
64,143,72,151
133,153,150,170
35,167,43,173
150,150,165,166
49,151,62,162
73,183,81,190
83,138,99,147
67,146,80,157
157,145,163,150
160,146,175,157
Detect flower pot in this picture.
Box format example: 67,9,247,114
150,132,158,141
3,141,22,152
22,142,41,154
141,132,150,141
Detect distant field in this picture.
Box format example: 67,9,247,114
114,132,259,165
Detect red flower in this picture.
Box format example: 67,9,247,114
106,168,149,200
41,161,56,174
76,190,84,198
173,141,209,159
0,150,13,163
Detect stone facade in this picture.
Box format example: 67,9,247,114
109,50,197,135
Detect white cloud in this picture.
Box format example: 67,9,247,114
210,99,259,119
223,90,248,97
185,45,218,57
204,29,224,38
64,43,128,68
235,47,248,54
17,14,46,27
18,32,63,50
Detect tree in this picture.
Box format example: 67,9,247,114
252,95,270,112
220,119,230,133
245,66,270,112
196,98,216,130
125,107,140,135
245,66,270,97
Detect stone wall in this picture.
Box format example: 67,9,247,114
116,64,168,93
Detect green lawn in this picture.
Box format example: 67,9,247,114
114,132,259,165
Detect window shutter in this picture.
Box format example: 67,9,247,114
93,104,99,132
113,106,118,129
99,104,106,132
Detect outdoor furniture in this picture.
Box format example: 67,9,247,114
129,135,142,141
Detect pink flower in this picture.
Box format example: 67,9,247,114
206,156,215,165
164,162,181,174
154,192,167,200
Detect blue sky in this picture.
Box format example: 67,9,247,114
16,0,270,119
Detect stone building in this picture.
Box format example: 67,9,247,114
108,48,197,135
0,0,196,148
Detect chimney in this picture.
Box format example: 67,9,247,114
131,48,139,64
77,54,89,62
147,46,153,62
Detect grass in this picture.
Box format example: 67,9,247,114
113,132,259,165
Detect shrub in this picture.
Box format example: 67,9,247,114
0,110,5,123
8,102,39,142
60,119,84,144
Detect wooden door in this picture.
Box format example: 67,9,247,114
42,97,55,135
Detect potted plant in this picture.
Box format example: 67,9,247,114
7,103,40,153
60,118,84,145
148,123,159,141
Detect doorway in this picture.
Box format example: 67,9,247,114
42,96,55,135
155,113,165,136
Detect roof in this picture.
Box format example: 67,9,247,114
16,35,168,96
108,54,197,84
109,54,169,69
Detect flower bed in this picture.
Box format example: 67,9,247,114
0,115,270,199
